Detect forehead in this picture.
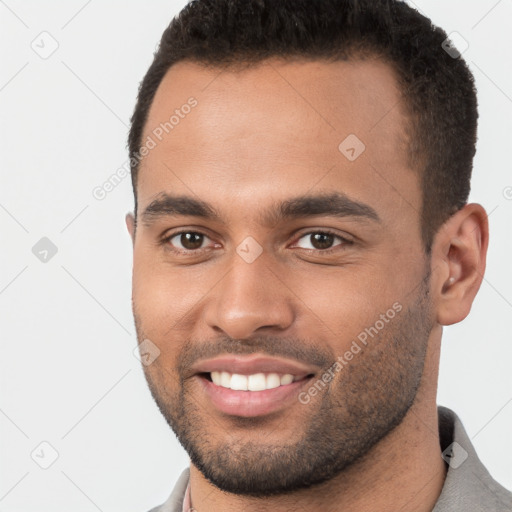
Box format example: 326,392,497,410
137,58,420,226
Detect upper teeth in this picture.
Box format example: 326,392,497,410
210,371,295,391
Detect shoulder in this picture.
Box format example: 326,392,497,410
434,406,512,511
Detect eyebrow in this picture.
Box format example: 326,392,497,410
140,192,381,227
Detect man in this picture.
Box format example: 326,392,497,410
126,0,511,510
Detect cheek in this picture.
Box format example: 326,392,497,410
290,267,404,351
132,269,168,331
133,248,183,317
132,257,212,345
132,272,184,377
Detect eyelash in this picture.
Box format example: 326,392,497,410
160,229,353,255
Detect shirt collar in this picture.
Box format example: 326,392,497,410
175,406,511,511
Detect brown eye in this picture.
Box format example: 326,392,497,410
180,232,204,249
309,233,335,250
167,231,208,251
294,231,350,252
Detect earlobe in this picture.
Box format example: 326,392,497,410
433,203,489,326
126,213,136,245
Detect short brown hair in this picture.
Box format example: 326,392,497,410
128,0,478,253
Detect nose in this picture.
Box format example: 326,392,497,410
203,252,295,340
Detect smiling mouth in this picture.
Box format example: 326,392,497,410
200,371,314,391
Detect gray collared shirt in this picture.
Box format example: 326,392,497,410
148,406,512,511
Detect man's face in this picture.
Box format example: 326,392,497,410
129,58,436,495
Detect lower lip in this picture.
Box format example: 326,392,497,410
196,375,313,417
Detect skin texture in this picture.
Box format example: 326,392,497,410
126,58,489,511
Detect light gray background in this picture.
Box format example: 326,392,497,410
1,1,511,510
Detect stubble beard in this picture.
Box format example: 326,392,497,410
135,271,434,497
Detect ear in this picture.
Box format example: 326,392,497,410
430,203,489,326
126,212,136,246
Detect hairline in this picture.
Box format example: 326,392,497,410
131,50,438,255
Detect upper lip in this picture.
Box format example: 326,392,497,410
191,354,318,378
